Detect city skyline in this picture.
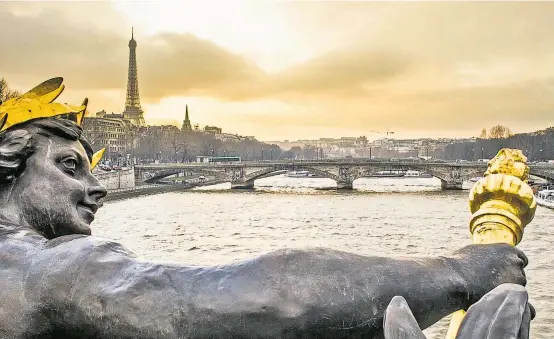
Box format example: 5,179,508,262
1,1,554,141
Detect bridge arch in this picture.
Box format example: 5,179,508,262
407,165,484,183
141,168,227,183
243,166,340,183
530,169,554,182
330,165,485,183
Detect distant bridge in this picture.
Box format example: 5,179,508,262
134,159,554,190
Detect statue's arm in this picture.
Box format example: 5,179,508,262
27,237,523,339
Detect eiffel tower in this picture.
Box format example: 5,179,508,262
122,28,145,127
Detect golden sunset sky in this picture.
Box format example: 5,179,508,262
1,1,554,141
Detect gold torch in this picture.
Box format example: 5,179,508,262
444,149,537,339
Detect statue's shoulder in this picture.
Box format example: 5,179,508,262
0,223,46,251
0,225,138,265
44,234,138,259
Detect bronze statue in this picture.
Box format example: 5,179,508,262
0,79,532,338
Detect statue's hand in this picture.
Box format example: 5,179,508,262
449,244,527,308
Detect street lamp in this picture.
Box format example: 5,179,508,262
481,148,484,160
261,148,264,161
270,148,273,161
211,149,214,157
369,146,372,160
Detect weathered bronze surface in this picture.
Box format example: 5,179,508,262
0,79,531,338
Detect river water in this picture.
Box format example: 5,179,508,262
93,176,553,338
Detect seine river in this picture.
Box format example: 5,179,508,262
93,176,553,338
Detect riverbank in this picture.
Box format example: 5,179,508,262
104,179,229,202
104,184,186,202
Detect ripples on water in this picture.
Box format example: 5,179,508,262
94,176,554,338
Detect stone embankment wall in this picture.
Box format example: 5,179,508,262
94,169,135,190
103,184,185,202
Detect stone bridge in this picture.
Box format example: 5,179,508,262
134,160,554,190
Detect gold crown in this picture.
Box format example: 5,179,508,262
0,78,104,170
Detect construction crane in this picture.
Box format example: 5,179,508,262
368,129,395,139
364,130,395,159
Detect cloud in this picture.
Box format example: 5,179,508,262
1,1,554,140
0,3,264,102
265,49,411,99
0,4,127,90
0,2,411,103
138,33,265,101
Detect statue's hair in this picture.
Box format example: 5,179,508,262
0,118,93,183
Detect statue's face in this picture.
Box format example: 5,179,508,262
12,134,107,238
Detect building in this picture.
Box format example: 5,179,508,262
143,125,181,135
95,110,124,119
121,28,146,127
204,125,222,135
181,105,192,131
82,114,134,164
215,133,242,142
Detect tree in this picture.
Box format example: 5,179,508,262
0,78,20,103
81,118,105,151
179,133,194,162
479,128,488,139
488,125,512,139
168,133,184,162
199,135,218,156
302,145,318,159
290,146,302,159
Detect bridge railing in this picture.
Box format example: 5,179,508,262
135,160,489,168
107,184,165,193
134,159,554,170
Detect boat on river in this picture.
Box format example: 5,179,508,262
285,170,314,178
404,170,433,178
536,189,554,209
370,170,405,178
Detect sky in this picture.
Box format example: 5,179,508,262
1,1,554,141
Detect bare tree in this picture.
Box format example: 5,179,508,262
81,118,104,151
136,128,164,161
169,135,180,162
488,125,512,139
199,134,221,156
180,143,193,162
0,78,20,103
479,128,488,139
169,132,193,162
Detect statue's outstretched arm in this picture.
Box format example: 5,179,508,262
26,236,526,339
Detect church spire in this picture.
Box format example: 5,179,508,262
182,105,192,130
